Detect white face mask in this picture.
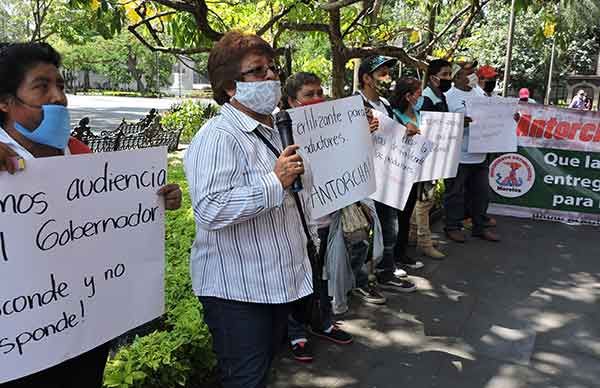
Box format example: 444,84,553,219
234,80,282,115
467,73,479,88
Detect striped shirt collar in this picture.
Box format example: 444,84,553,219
221,103,276,133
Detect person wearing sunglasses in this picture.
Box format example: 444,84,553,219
183,32,316,388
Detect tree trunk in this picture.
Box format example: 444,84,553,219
83,70,90,91
328,6,347,98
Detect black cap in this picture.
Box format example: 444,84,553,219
358,56,397,81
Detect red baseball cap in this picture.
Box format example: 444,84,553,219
519,88,530,99
476,65,498,79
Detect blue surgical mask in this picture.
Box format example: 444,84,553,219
14,105,71,150
413,96,424,112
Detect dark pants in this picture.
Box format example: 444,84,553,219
199,296,290,388
375,184,419,279
288,226,334,341
2,343,110,388
444,162,490,235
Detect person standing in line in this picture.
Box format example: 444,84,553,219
357,55,422,290
0,42,182,388
183,32,315,388
443,62,501,243
391,76,446,260
476,65,499,97
281,72,356,363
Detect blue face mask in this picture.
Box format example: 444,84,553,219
14,104,71,150
413,96,424,112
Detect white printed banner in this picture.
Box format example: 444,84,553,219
466,96,519,153
369,112,434,210
288,95,376,218
0,148,167,383
417,111,465,181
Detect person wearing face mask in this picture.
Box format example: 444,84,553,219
476,65,499,97
390,77,446,260
183,32,318,388
421,59,452,113
443,62,500,243
357,56,422,289
281,72,355,363
0,42,182,388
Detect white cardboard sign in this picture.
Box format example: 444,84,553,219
417,111,465,181
288,95,376,218
369,112,434,210
0,148,167,383
467,96,519,153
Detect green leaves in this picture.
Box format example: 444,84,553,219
102,159,217,388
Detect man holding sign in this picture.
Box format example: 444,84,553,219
444,62,500,243
0,42,182,387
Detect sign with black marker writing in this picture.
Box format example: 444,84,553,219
287,95,376,218
0,148,166,383
370,111,435,210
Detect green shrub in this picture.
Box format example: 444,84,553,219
161,100,219,144
103,159,216,388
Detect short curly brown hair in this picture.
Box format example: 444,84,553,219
208,31,275,105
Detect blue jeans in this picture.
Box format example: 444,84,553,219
375,185,418,280
199,296,290,388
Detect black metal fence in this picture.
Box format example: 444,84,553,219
71,109,183,153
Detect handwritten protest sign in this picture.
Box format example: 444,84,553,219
466,96,519,153
417,111,464,181
288,95,376,218
0,148,166,383
370,112,434,210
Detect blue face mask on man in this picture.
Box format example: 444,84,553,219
14,104,71,150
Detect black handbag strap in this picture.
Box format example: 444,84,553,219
253,128,313,246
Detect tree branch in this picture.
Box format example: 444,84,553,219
320,0,362,11
342,6,368,38
445,0,491,58
256,2,299,36
127,25,212,54
279,22,329,32
346,46,428,70
414,3,471,56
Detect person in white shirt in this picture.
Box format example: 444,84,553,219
443,63,501,243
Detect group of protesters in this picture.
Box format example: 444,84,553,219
0,30,533,388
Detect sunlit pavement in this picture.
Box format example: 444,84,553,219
271,216,600,388
68,94,211,130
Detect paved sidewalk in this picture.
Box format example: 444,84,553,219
271,216,600,388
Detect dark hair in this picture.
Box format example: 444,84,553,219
0,42,61,125
282,72,322,109
390,77,420,113
428,59,451,79
207,31,276,105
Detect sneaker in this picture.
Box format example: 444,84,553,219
353,283,387,304
379,275,417,293
291,340,313,362
398,255,425,270
311,325,353,345
394,267,408,277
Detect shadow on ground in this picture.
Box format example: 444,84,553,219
270,216,600,388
